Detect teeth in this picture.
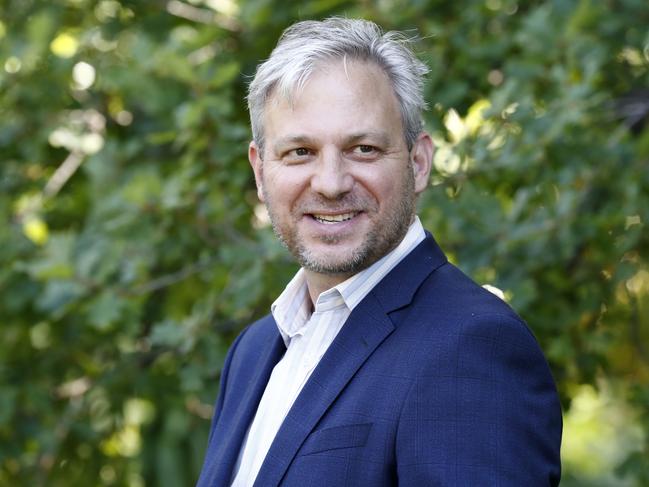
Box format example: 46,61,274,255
313,212,357,224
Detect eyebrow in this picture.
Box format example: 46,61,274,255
344,132,391,147
273,135,316,151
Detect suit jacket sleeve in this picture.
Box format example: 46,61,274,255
205,326,249,447
395,312,562,486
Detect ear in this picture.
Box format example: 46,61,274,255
248,141,265,202
410,132,434,194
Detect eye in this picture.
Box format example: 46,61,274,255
281,147,314,164
350,144,380,160
284,147,312,158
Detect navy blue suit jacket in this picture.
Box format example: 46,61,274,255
197,234,562,486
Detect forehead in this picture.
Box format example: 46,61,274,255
263,60,404,141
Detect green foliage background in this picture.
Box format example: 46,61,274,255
1,0,648,485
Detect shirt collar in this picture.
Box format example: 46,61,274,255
270,269,311,344
271,216,426,345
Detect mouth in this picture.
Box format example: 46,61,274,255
310,211,360,224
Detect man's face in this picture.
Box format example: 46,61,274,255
249,60,432,277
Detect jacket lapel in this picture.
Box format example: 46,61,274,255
253,234,447,486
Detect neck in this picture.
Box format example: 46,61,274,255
304,269,353,306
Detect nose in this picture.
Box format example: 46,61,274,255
310,148,354,199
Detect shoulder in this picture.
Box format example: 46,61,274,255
395,265,562,483
240,313,278,343
390,259,526,341
215,314,282,411
392,259,560,415
422,261,519,319
228,313,279,363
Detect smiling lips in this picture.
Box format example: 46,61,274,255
311,212,360,224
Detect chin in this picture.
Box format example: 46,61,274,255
297,246,373,276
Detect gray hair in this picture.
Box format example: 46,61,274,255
247,17,429,154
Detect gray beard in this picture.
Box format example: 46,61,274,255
265,171,416,277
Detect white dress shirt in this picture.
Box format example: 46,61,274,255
230,217,426,486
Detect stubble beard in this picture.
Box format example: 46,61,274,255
263,169,417,277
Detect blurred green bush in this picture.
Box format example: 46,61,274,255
1,0,647,485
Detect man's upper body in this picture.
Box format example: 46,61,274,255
197,17,562,486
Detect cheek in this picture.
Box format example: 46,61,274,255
356,172,402,206
264,171,308,207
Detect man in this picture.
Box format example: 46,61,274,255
197,18,562,486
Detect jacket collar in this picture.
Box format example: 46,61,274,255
372,231,448,314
